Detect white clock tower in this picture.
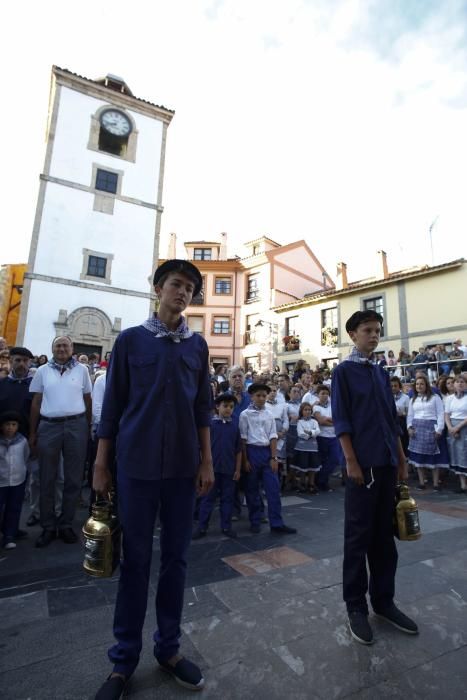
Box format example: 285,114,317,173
17,66,174,357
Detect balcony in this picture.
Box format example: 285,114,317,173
244,330,258,345
283,335,300,352
321,326,338,347
245,290,260,303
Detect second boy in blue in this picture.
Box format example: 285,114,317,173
193,393,241,538
332,309,418,647
239,383,297,535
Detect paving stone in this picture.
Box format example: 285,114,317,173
0,589,48,629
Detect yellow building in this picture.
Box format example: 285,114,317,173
0,264,26,346
273,253,467,372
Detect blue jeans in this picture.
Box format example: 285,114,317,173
245,445,284,528
109,473,196,677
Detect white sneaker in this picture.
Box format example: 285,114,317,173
3,541,17,550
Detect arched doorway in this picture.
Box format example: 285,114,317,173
54,306,120,359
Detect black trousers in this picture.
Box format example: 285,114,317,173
343,467,398,614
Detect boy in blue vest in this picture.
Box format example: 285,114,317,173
193,392,241,539
331,310,418,645
93,259,214,699
239,383,297,535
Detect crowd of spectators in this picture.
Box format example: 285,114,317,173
0,331,466,551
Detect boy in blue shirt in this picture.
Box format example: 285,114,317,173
193,393,241,539
332,310,418,645
93,259,214,699
239,383,296,535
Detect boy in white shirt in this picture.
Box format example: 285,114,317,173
239,383,296,535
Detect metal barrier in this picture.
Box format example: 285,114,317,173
382,357,466,380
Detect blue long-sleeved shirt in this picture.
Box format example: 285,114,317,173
331,360,400,469
210,415,241,475
97,325,211,480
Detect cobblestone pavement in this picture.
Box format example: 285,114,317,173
1,476,467,699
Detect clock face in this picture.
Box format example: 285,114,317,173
100,109,132,137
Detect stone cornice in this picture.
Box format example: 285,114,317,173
53,67,175,125
25,272,155,299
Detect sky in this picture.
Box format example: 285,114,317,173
2,0,467,283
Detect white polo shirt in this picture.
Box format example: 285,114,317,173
30,363,92,418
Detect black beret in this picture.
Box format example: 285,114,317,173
214,392,237,405
8,347,33,359
247,382,271,395
153,259,203,298
345,310,383,333
0,410,22,426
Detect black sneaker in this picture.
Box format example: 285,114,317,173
374,604,418,634
192,529,206,540
348,611,374,645
35,529,56,548
250,524,261,534
59,528,78,544
95,674,126,700
270,525,297,534
158,657,204,691
26,514,40,526
222,529,237,538
15,529,28,540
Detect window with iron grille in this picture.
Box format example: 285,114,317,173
363,296,385,336
87,255,107,278
215,277,232,294
193,248,212,260
213,317,230,334
246,275,259,301
95,169,119,194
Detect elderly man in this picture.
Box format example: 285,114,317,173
29,336,92,547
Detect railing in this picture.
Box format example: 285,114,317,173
245,291,260,303
383,358,466,379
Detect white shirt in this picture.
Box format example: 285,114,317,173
313,402,336,438
239,405,278,446
407,394,444,433
276,391,286,404
30,363,92,418
444,393,467,421
302,391,319,406
266,400,289,431
92,373,107,425
394,392,410,416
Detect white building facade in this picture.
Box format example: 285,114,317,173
17,67,174,356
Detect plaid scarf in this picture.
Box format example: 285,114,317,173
8,370,34,382
141,314,193,343
213,414,232,423
47,357,78,372
345,347,377,365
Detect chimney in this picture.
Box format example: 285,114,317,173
336,262,348,290
219,232,228,261
167,232,177,259
376,250,389,280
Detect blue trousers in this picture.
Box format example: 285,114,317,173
245,445,284,528
109,473,196,677
316,436,343,488
343,467,398,614
0,480,26,540
198,472,235,531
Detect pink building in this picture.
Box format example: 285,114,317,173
160,234,332,371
